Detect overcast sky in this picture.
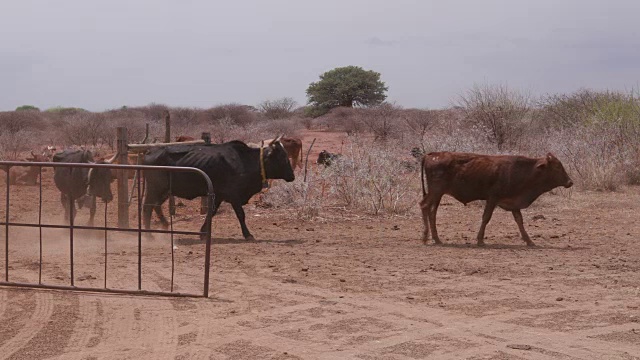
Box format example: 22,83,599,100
1,0,639,111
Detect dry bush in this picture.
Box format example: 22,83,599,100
420,111,499,154
538,89,638,128
200,103,258,127
135,103,170,122
59,112,108,147
0,112,50,159
238,117,304,143
359,102,404,142
210,117,243,143
457,84,532,150
259,97,297,120
315,107,363,133
262,137,420,217
171,107,201,127
0,111,42,133
402,108,439,150
537,88,640,190
0,129,39,160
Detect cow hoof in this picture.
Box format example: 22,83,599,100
477,241,486,247
433,239,443,245
526,241,537,247
245,235,256,241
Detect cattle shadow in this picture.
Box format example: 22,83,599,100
429,242,586,251
175,237,305,246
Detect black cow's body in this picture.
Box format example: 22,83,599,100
142,139,294,240
316,150,342,166
53,149,115,225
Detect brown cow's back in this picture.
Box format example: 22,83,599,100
176,135,196,142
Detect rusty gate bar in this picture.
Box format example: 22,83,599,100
137,168,142,291
104,202,108,289
170,172,175,293
38,167,43,285
203,191,213,298
69,192,75,287
4,169,9,282
0,161,215,298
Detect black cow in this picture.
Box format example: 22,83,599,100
142,136,295,241
53,149,116,226
410,147,425,160
316,150,342,166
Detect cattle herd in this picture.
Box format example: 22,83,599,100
4,136,575,246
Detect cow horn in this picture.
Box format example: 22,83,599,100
270,134,284,146
105,151,119,164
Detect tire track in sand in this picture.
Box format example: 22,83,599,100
0,290,8,323
83,293,178,360
6,292,79,360
52,296,101,360
0,290,54,358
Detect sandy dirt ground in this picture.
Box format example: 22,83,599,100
1,130,639,359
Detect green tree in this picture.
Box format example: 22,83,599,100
306,66,388,116
15,105,40,111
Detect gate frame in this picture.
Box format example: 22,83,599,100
0,160,214,298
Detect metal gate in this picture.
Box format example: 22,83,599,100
0,160,214,298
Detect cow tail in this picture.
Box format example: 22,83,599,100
421,156,427,197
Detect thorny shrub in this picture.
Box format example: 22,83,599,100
261,137,421,218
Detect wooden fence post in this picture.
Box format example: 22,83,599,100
164,110,171,143
116,127,129,228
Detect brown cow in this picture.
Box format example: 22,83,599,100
1,166,39,185
175,135,195,142
420,152,573,247
247,137,302,170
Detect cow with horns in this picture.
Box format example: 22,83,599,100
142,135,295,241
53,149,117,226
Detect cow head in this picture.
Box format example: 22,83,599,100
536,153,573,189
87,152,117,203
264,135,295,182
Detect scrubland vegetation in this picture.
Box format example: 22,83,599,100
2,85,639,217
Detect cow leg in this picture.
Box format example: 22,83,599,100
143,191,169,231
61,193,70,222
477,200,498,246
69,200,77,225
88,195,97,227
199,198,222,241
419,195,431,244
154,201,170,230
230,202,254,241
512,210,534,246
419,192,443,245
428,195,443,244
